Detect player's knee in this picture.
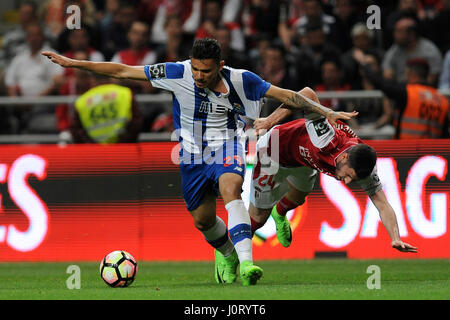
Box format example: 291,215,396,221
193,217,214,232
220,185,241,203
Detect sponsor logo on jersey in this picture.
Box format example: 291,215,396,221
198,101,227,114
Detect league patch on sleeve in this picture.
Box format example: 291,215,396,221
147,64,167,79
312,118,331,137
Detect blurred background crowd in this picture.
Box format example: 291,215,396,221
0,0,449,140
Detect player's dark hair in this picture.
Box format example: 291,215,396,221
191,38,222,65
346,144,377,180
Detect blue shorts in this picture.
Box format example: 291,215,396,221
180,145,246,212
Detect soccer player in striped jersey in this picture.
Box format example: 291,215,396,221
42,39,357,285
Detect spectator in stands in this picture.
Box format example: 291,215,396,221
315,57,351,112
384,0,424,49
151,0,202,45
260,42,297,90
56,26,104,80
0,1,54,72
195,0,245,52
97,0,121,33
5,22,64,133
290,21,341,89
70,74,143,143
155,14,194,63
259,42,298,121
349,53,394,130
292,0,336,43
354,49,449,139
382,15,442,86
55,50,93,133
111,21,155,66
101,1,136,60
247,32,271,75
215,25,248,69
5,22,63,97
151,0,245,44
341,22,384,89
61,27,104,61
242,0,281,40
439,50,450,90
277,0,303,50
39,0,97,39
331,0,365,53
111,21,157,94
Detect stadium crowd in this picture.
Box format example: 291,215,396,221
0,0,449,139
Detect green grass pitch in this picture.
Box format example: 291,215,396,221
0,259,449,300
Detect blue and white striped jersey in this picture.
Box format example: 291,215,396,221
144,60,271,156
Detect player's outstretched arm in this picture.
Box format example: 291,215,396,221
41,51,147,81
264,85,358,126
369,189,418,253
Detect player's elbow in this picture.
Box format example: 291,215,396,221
298,87,319,103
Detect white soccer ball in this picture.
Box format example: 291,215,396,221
99,250,138,287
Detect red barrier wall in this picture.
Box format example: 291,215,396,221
0,140,448,261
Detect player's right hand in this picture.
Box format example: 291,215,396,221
326,110,358,126
391,240,418,253
41,51,74,68
253,117,272,135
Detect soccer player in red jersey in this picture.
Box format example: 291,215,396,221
250,87,417,253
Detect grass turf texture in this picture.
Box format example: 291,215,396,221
0,259,449,300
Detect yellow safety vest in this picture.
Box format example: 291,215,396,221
75,84,133,143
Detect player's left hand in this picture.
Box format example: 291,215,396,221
326,110,359,126
391,240,418,253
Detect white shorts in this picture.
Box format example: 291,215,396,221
249,129,318,209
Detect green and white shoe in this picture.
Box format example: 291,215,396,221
214,249,238,284
240,260,263,286
271,205,292,248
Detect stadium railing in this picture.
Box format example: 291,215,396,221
0,89,448,144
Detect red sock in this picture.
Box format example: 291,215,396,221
250,216,264,236
276,196,301,216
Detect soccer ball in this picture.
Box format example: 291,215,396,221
100,250,138,287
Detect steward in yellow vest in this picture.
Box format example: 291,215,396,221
72,82,142,143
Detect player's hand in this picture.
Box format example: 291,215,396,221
391,240,418,253
253,117,272,135
326,110,358,126
41,51,74,68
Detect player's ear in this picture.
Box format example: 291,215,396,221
219,60,225,71
341,152,349,162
